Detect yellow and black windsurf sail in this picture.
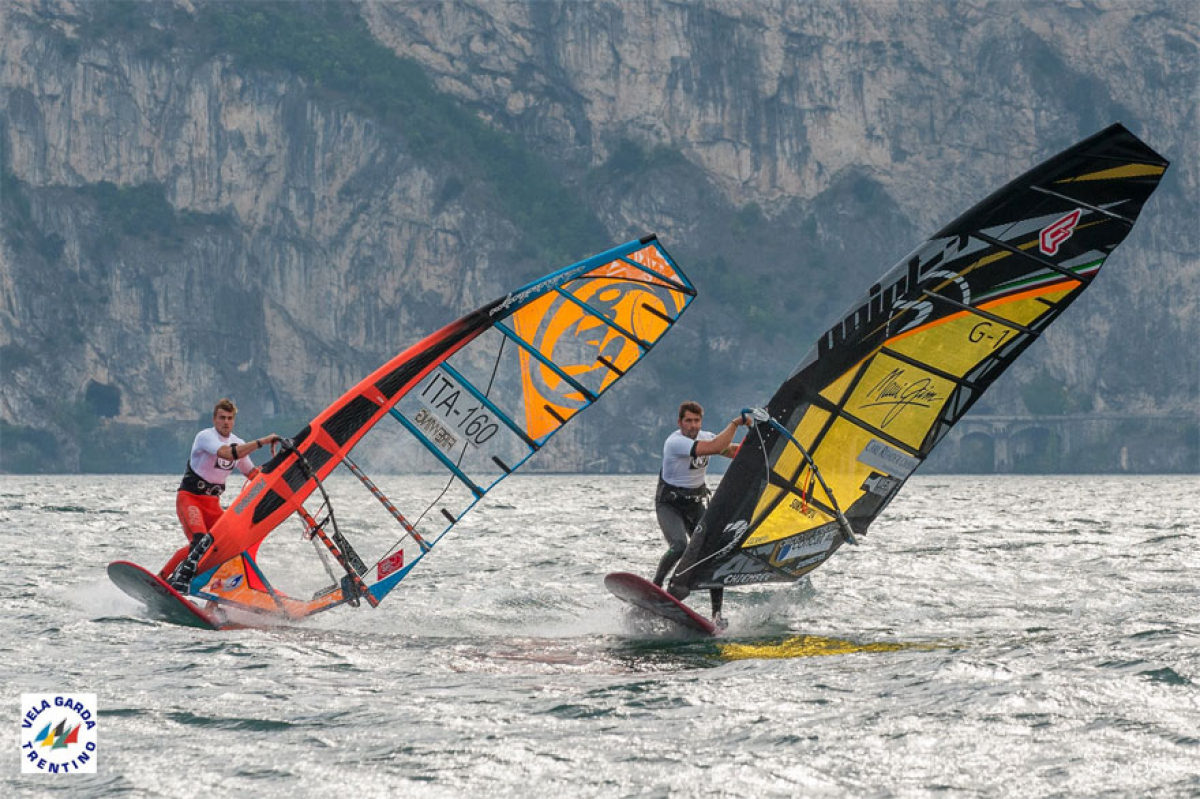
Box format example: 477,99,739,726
670,123,1169,593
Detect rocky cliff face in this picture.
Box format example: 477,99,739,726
361,0,1199,409
1,0,1196,472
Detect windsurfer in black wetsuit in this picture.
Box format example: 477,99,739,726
653,401,749,628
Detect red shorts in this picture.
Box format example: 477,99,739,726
176,491,224,541
160,491,224,579
160,490,263,587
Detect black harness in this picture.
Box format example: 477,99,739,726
178,463,225,497
655,475,710,530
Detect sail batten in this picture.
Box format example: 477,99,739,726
1029,186,1136,224
389,407,487,499
971,231,1096,283
494,320,600,404
878,346,984,391
438,361,540,451
617,256,694,296
919,289,1039,335
553,286,654,351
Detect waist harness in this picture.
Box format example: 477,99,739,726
178,463,225,497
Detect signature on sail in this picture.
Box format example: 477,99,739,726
859,368,942,427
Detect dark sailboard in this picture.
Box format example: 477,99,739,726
110,236,695,627
667,123,1169,600
108,561,228,630
604,572,717,635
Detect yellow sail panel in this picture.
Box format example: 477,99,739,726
1056,163,1166,183
749,484,783,528
766,406,830,484
886,310,1018,378
844,354,954,449
744,437,817,546
743,498,832,548
810,416,885,509
746,406,833,544
819,363,861,406
979,283,1078,324
742,415,878,548
886,282,1076,379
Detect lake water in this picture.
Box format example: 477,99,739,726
2,474,1198,797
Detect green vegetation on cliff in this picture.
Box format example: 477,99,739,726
196,1,606,267
77,0,608,268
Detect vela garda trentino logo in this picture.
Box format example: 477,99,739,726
21,693,98,774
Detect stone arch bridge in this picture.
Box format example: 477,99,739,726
926,414,1197,473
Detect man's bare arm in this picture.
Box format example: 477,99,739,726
692,415,748,457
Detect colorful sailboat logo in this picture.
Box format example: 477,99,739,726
34,719,81,750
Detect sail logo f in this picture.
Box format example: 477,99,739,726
1039,209,1083,256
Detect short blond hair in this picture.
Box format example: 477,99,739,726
213,398,237,417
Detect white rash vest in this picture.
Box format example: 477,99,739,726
660,429,717,489
188,427,254,485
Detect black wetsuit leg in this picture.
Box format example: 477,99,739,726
653,478,725,621
710,585,724,618
653,504,691,586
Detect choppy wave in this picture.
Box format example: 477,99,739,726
3,474,1198,797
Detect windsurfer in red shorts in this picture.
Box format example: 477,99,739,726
161,398,281,591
